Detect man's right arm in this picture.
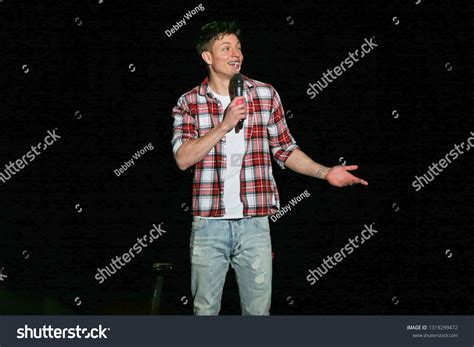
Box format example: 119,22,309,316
172,95,247,171
175,124,228,171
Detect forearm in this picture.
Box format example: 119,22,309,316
175,124,228,171
284,148,331,179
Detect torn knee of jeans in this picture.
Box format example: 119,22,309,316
255,273,265,284
192,246,202,256
251,257,261,270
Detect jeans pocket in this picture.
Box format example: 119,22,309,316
251,216,270,232
191,217,208,232
190,218,209,250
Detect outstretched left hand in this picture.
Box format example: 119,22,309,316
325,165,368,187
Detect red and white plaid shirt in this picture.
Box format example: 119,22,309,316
171,74,299,217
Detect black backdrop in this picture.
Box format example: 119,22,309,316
0,0,472,315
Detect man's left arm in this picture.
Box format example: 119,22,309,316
267,86,368,188
284,148,368,187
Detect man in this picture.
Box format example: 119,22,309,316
171,21,368,315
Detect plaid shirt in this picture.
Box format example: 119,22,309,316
171,75,299,217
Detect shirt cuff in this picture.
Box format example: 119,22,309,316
172,138,184,156
275,144,300,169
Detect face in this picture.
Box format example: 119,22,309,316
202,33,243,79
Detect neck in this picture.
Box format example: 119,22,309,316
208,72,231,96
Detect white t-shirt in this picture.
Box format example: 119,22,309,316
204,87,246,219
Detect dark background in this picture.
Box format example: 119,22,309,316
0,0,472,315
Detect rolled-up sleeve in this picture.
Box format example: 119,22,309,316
267,87,299,169
171,95,198,156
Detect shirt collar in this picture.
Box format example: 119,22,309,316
198,74,254,97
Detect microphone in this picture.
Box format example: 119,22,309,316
230,73,245,133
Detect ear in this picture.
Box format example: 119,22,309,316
201,51,212,66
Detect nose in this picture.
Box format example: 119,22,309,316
231,48,241,59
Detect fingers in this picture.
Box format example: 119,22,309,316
231,98,246,116
235,98,245,106
222,97,246,129
230,96,245,107
341,165,368,185
229,103,246,113
347,176,368,186
232,107,246,117
233,105,246,113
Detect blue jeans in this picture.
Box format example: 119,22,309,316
189,216,273,315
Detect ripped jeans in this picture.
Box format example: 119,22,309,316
189,216,272,315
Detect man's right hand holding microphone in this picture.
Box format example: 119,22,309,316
221,96,246,133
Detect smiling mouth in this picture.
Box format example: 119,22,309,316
228,62,241,70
